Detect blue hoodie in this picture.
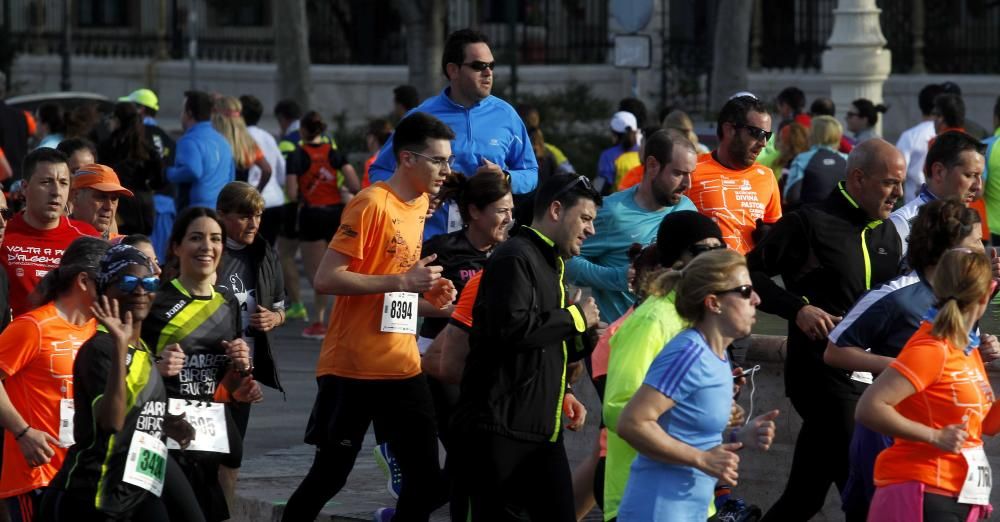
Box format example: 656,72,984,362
166,121,236,209
369,88,538,239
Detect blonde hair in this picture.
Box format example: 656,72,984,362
810,115,843,147
930,249,992,349
662,110,700,149
216,181,265,216
212,96,258,170
647,248,746,323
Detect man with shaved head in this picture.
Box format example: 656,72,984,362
748,138,905,521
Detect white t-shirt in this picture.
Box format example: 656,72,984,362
247,126,286,209
896,120,937,203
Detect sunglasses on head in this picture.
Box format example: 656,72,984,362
719,284,754,299
118,275,160,294
461,60,496,72
734,123,772,142
688,243,726,257
551,175,598,201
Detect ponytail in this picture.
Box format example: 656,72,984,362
435,171,512,223
929,249,992,348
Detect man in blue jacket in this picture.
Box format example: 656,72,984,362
566,130,697,323
167,90,235,209
369,28,538,240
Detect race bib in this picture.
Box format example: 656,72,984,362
380,292,417,334
958,445,992,505
59,399,75,447
447,203,464,233
122,431,167,496
166,399,229,454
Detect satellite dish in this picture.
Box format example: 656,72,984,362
611,0,654,33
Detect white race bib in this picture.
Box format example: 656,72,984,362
958,445,992,505
122,431,167,496
58,399,75,447
380,292,418,334
447,203,464,233
166,399,229,454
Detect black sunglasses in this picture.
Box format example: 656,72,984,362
118,275,160,294
688,243,727,257
0,208,12,220
719,284,754,299
461,61,496,72
551,175,598,201
734,123,773,142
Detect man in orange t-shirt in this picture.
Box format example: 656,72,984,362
281,112,458,522
687,95,782,254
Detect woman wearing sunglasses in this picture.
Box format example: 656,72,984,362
615,248,779,522
40,244,205,522
857,249,999,522
141,207,259,522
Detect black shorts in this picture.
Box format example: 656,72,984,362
259,206,282,247
298,204,344,243
279,202,299,239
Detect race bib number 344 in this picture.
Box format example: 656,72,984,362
380,292,417,334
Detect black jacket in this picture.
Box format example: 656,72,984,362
454,225,596,443
747,182,901,399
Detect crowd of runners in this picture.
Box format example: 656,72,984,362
0,26,998,522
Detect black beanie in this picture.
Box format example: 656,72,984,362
656,211,724,268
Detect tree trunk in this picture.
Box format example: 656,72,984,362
395,0,446,100
273,0,313,109
709,0,754,112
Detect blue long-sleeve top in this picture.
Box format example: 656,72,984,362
166,121,236,209
369,87,538,239
566,186,696,322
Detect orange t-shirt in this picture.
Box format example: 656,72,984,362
362,154,376,189
0,302,96,497
317,182,429,379
450,270,482,329
874,322,994,494
687,153,782,254
618,164,643,191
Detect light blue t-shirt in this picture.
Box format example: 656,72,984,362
565,185,695,323
618,328,732,522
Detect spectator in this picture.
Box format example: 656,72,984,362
98,101,163,235
845,98,887,145
896,84,945,202
55,138,96,174
393,84,420,120
687,95,782,254
597,111,642,194
35,103,65,149
369,28,538,241
69,163,133,241
166,90,235,210
239,95,286,246
783,116,848,209
212,96,271,191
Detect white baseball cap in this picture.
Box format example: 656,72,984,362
610,111,638,134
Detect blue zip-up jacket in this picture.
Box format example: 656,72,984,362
369,88,538,239
166,121,235,209
565,186,695,322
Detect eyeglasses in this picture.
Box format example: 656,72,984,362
461,61,496,72
551,175,598,201
407,150,456,169
688,243,727,257
734,123,772,142
0,208,11,221
719,284,755,299
117,275,160,294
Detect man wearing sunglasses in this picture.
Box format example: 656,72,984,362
566,130,697,324
0,148,99,318
368,28,537,241
687,95,782,255
749,138,905,522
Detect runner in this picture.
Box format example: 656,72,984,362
687,95,781,254
141,207,259,522
54,138,95,174
451,173,602,521
165,91,235,210
69,163,134,241
39,244,205,522
212,96,272,191
0,236,107,522
824,198,993,521
285,111,360,339
783,115,848,209
120,234,162,276
239,94,285,246
856,249,997,522
596,111,641,194
0,147,99,318
280,112,457,522
615,249,779,522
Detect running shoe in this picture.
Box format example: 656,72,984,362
301,321,326,339
285,302,308,321
373,507,395,522
373,443,403,499
716,498,762,522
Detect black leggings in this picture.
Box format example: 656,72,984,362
452,432,575,522
923,493,973,522
761,393,857,521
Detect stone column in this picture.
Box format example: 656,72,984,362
821,0,892,136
